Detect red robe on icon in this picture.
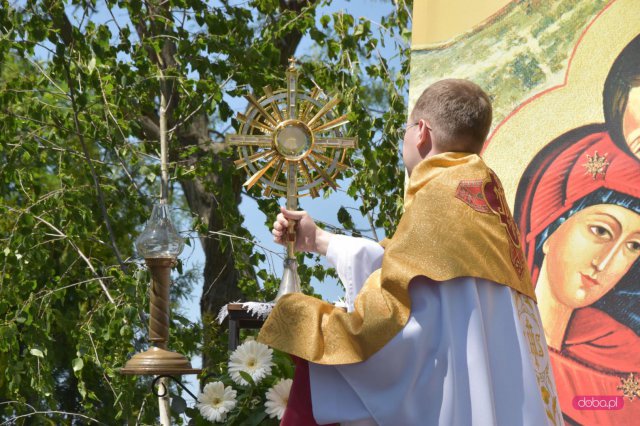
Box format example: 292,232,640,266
516,129,640,425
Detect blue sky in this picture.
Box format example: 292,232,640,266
30,0,407,373
17,0,408,412
179,0,406,318
41,0,404,309
169,0,409,404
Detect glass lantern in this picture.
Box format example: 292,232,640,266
135,202,184,259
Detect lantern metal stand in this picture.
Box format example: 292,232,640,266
119,64,203,426
121,201,200,375
120,203,200,424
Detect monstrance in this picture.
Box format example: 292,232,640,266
226,59,357,300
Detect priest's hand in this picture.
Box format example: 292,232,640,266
272,207,332,255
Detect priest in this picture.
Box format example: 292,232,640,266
260,79,561,426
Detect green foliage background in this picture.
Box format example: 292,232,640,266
0,0,411,423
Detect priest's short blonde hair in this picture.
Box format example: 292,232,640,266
411,79,492,153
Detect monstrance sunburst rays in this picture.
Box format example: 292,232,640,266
225,58,357,300
226,60,357,199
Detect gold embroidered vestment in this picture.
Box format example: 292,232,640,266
258,152,536,365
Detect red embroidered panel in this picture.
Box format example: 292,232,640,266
455,180,491,213
456,173,526,278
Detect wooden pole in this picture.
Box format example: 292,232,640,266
157,65,171,426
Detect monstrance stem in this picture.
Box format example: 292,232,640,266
286,161,298,259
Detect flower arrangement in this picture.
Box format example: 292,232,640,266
184,338,294,425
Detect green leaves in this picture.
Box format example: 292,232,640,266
238,370,256,387
72,357,84,372
30,348,45,358
1,0,411,423
242,409,269,426
171,393,188,414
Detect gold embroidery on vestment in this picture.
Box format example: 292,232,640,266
259,152,536,365
514,291,562,426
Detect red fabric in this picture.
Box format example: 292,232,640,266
516,131,640,282
551,309,640,426
281,356,337,426
517,130,640,424
564,308,639,373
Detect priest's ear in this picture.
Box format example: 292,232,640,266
417,120,433,154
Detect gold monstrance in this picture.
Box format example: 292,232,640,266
226,59,357,300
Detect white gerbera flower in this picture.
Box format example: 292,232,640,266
196,381,237,423
264,378,293,420
228,340,274,386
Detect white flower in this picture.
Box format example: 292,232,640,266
228,340,274,386
264,378,293,420
196,381,237,423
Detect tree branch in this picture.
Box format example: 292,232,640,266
63,58,127,272
44,7,128,272
9,207,117,304
0,409,104,425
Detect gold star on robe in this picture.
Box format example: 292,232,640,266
583,150,610,179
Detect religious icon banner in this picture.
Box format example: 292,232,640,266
410,0,640,424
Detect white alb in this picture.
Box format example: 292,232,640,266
308,234,561,426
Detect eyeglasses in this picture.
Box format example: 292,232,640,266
395,122,419,139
